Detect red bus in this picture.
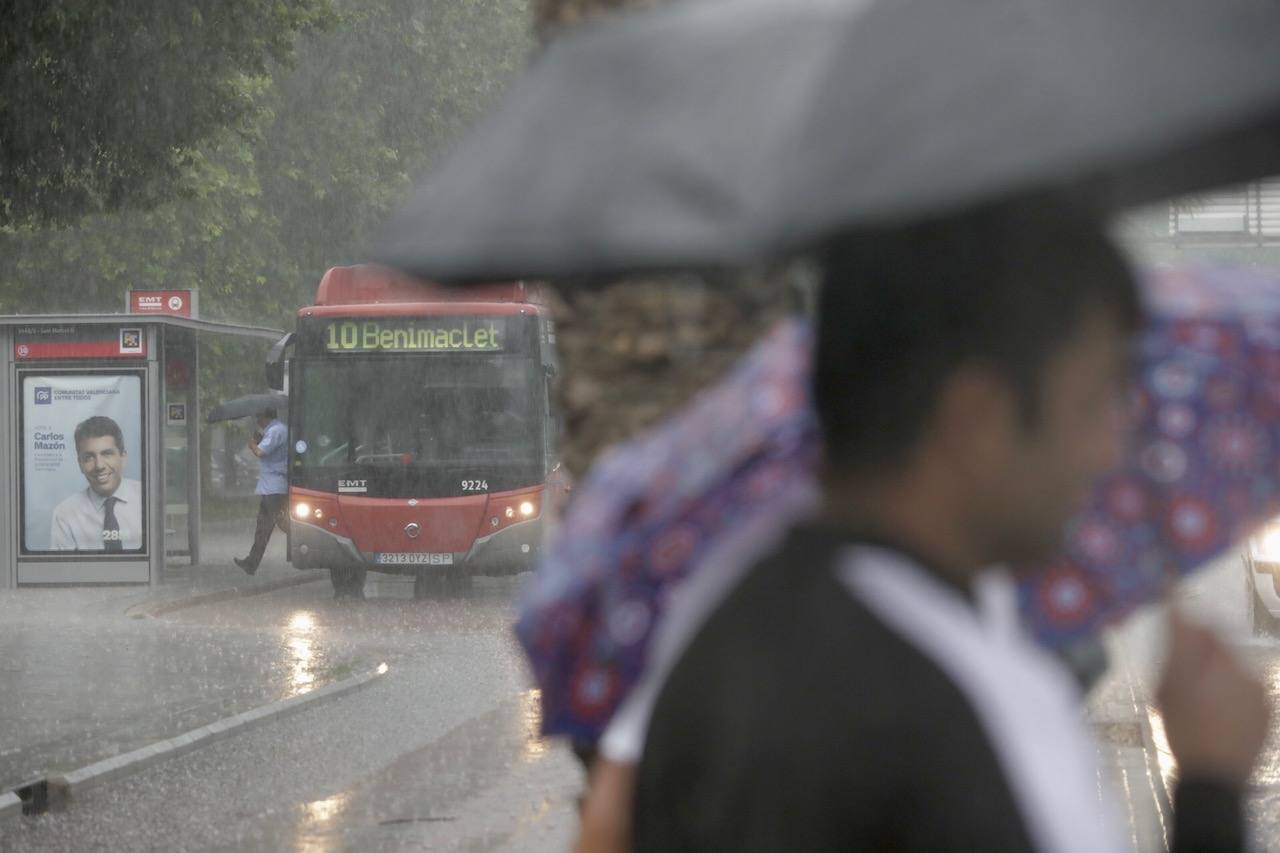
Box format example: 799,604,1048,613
267,265,562,597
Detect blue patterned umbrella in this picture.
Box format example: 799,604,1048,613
517,320,818,743
1019,264,1280,639
518,265,1280,742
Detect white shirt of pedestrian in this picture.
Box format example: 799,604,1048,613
256,419,289,495
50,477,144,551
838,548,1125,853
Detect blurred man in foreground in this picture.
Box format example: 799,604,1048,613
631,203,1269,852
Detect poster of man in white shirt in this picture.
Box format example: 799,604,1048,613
49,416,144,551
22,374,146,554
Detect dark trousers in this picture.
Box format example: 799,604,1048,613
245,493,288,567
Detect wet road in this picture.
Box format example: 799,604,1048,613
1,576,581,852
8,556,1280,851
0,583,358,794
1107,551,1280,851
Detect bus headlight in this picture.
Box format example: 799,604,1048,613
505,506,515,519
294,502,312,520
519,501,536,517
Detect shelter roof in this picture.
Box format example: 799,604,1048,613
0,314,283,341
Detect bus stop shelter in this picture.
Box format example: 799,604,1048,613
0,313,282,588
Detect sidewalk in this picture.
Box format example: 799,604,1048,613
0,519,328,795
1086,628,1174,853
136,517,325,615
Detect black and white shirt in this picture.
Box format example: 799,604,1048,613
634,524,1242,853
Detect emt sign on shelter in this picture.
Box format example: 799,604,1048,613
128,289,198,319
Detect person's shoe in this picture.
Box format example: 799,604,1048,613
234,557,257,576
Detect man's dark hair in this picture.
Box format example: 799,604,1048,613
74,416,125,453
813,200,1140,477
259,406,277,420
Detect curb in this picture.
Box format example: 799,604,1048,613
0,792,20,821
1115,641,1175,851
1134,698,1175,845
128,571,326,619
6,663,387,817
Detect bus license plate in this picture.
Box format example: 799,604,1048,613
374,553,454,565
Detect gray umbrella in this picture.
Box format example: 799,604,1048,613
206,392,288,423
375,0,1280,283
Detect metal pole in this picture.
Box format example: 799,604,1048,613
188,331,201,565
148,326,162,586
0,328,13,589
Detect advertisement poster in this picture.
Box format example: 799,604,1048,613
21,374,146,554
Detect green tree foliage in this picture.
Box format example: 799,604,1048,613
0,0,336,227
0,0,530,327
247,0,530,318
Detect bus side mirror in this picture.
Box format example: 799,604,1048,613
266,361,284,391
266,332,294,391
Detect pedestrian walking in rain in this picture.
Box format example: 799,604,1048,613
632,203,1270,853
235,406,288,576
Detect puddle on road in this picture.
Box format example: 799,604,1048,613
0,599,366,793
240,688,552,852
1092,721,1144,748
285,610,321,697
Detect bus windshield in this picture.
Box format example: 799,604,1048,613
294,354,545,498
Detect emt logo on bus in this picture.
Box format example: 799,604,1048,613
324,319,502,353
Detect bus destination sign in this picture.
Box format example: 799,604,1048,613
323,318,503,353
